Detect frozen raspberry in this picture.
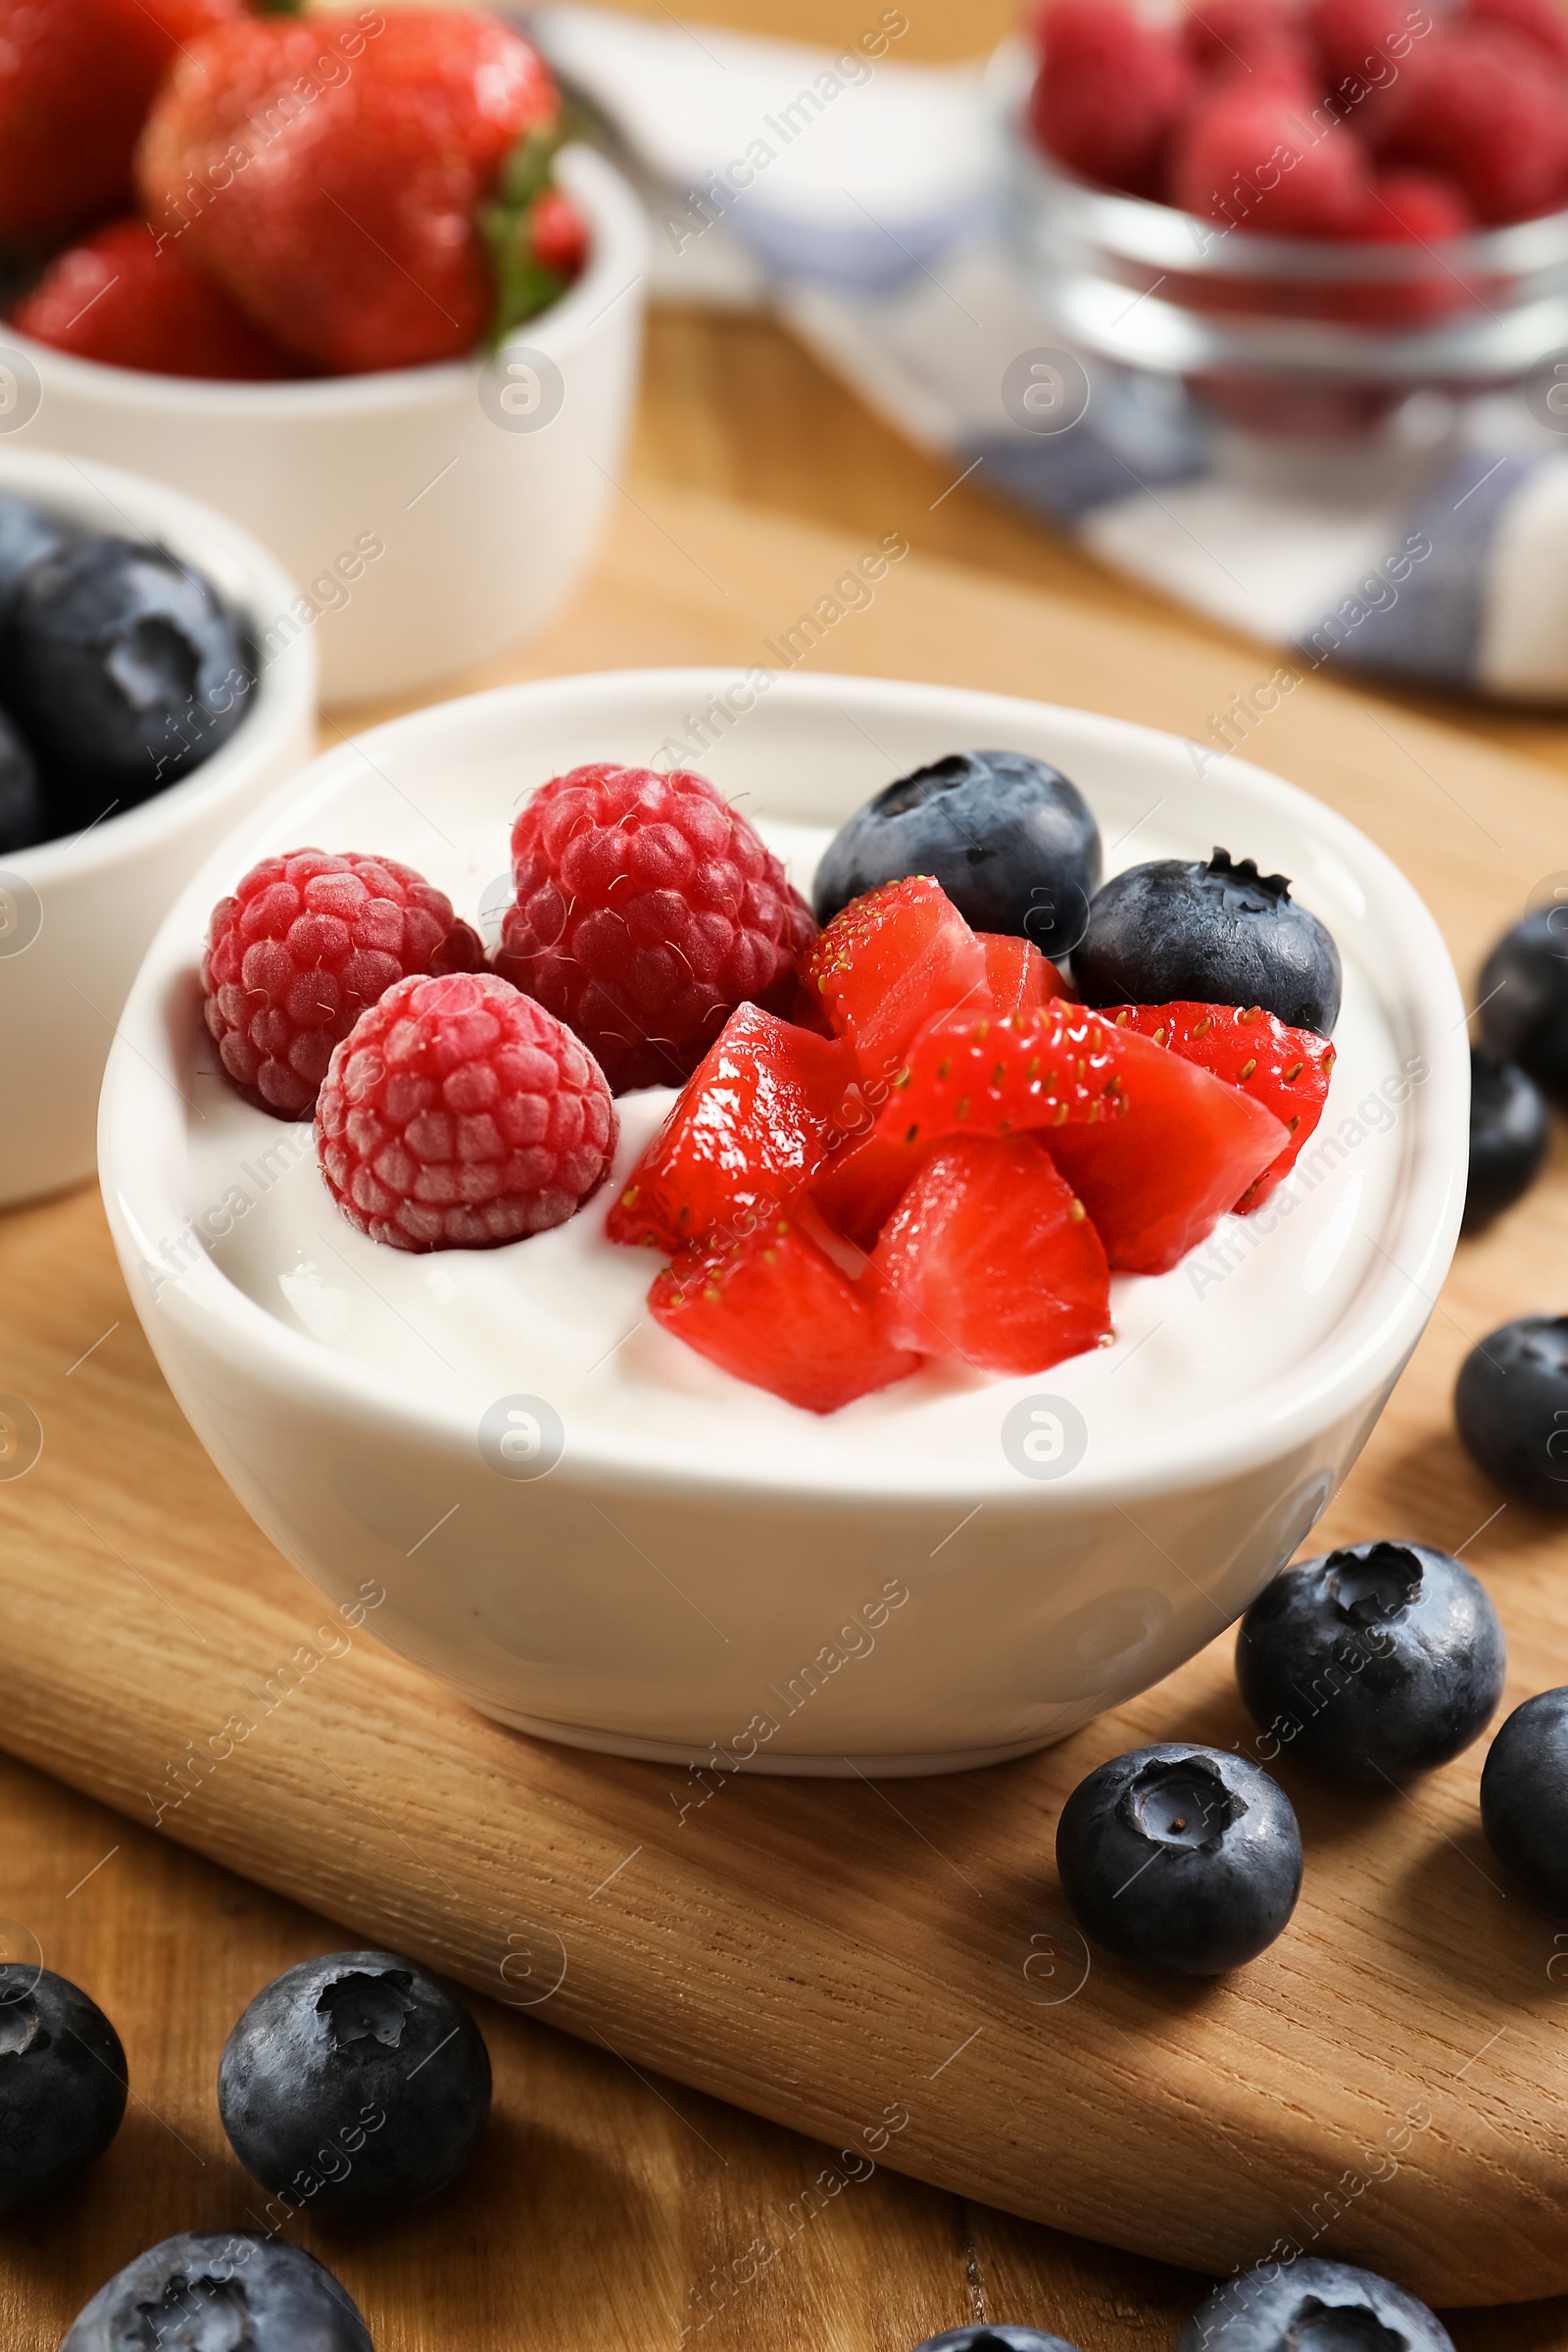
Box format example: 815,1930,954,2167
1028,0,1197,195
1379,24,1568,223
1170,85,1371,230
315,971,616,1252
495,762,816,1096
203,848,483,1119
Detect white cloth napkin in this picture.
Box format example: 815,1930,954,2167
531,5,1568,701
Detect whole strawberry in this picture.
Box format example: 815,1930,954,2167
0,0,243,245
496,763,818,1096
136,9,564,374
10,219,298,381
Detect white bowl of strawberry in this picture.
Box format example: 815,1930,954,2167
99,668,1466,1773
0,5,646,703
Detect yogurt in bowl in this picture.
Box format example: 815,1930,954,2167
99,669,1467,1774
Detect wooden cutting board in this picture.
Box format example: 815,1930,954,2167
6,487,1568,2312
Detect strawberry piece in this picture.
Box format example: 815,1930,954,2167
1170,85,1372,232
9,218,299,381
137,11,564,374
810,1126,934,1250
606,1004,852,1253
979,932,1063,1016
873,1137,1111,1377
0,0,242,245
1181,0,1315,91
651,1216,920,1413
1107,1002,1336,1208
1029,0,1198,195
874,1001,1128,1152
527,186,589,278
802,877,987,1084
1048,1037,1288,1275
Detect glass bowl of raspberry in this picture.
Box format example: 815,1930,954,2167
98,668,1466,1775
1004,0,1568,436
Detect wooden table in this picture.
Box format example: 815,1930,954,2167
10,3,1568,2346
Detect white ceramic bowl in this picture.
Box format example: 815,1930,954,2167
100,669,1467,1775
1,148,646,705
0,447,315,1209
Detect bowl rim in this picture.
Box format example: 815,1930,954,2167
0,145,645,424
0,447,316,891
100,665,1469,1508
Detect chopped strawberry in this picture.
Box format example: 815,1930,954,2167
1048,1035,1289,1274
526,186,589,278
9,218,299,380
874,1001,1128,1152
978,932,1063,1016
650,1216,920,1413
802,877,987,1082
1107,1001,1336,1208
873,1136,1111,1377
137,11,565,374
811,1126,934,1250
606,1004,852,1254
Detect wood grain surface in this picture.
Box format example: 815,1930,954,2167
4,489,1568,2351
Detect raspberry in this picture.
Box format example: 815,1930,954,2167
495,762,816,1096
1170,85,1371,230
1181,0,1314,91
1029,0,1198,194
315,971,616,1253
203,848,483,1119
1379,23,1568,223
1469,0,1568,67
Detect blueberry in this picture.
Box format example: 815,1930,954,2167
910,2330,1079,2352
1464,1048,1548,1233
1455,1315,1568,1510
1480,1688,1568,1911
1477,908,1568,1102
1072,848,1342,1036
61,2230,372,2352
810,749,1102,957
1177,2257,1454,2350
0,492,74,618
0,535,251,823
0,704,41,854
218,1949,491,2218
1236,1540,1505,1784
1055,1742,1301,1975
0,1962,126,2212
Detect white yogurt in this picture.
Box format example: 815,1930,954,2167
183,813,1414,1479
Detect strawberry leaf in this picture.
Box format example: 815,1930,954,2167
480,122,573,349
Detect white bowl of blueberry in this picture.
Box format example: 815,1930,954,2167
0,447,314,1208
99,667,1466,1772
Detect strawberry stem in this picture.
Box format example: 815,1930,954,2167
479,122,573,349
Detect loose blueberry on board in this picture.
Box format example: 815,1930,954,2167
1072,849,1342,1037
910,2329,1080,2352
1480,1688,1568,1912
1054,1743,1302,1975
1235,1541,1506,1784
60,2230,372,2352
1478,909,1568,1102
0,534,251,820
0,1962,127,2213
1464,1049,1549,1233
809,749,1102,957
0,492,73,618
218,1949,492,2218
1454,1315,1568,1510
1176,2257,1455,2351
0,705,41,855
